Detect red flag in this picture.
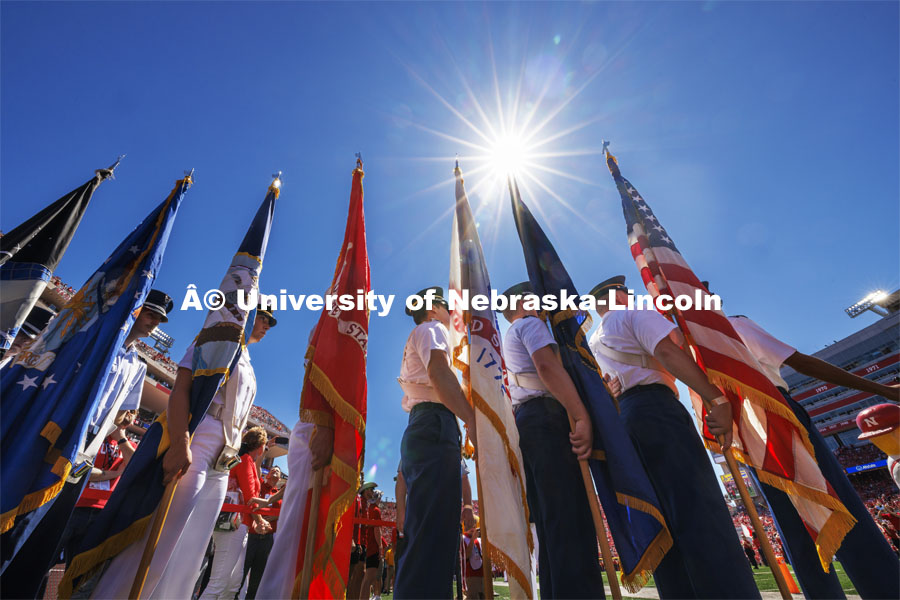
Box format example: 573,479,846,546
293,161,370,598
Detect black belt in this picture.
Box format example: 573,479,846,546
619,383,675,400
410,402,453,416
512,394,557,417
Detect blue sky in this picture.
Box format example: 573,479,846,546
2,2,898,495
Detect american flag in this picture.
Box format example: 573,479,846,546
606,150,855,571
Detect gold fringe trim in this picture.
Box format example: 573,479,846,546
485,545,534,599
330,455,358,486
193,367,230,378
615,492,668,529
591,450,607,461
300,408,335,429
41,421,62,445
814,505,858,572
620,527,673,593
293,455,359,599
59,514,153,598
705,368,816,458
0,457,71,534
307,361,365,437
753,467,856,569
233,251,262,263
470,390,533,553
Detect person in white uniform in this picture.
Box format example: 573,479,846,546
499,281,602,599
393,286,476,599
0,290,171,600
704,281,900,600
89,305,275,599
587,275,759,599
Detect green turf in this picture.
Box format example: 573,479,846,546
379,561,859,599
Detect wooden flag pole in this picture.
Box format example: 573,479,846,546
568,415,622,600
129,478,178,599
472,451,495,600
723,449,792,600
297,469,325,599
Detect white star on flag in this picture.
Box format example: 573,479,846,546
128,245,140,254
42,374,58,389
141,270,154,279
17,374,38,391
661,235,672,243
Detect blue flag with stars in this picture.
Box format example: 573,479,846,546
0,176,189,543
509,177,672,592
60,178,278,599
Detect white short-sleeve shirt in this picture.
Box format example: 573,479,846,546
728,316,796,390
178,342,256,436
398,320,452,412
589,308,678,396
89,343,147,434
502,316,556,405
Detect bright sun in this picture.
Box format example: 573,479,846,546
488,132,529,178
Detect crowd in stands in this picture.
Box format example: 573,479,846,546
834,444,888,468
866,494,900,554
248,406,290,435
135,339,178,375
849,470,898,501
50,275,77,301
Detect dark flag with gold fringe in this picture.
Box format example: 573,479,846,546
0,174,188,594
59,177,277,598
509,177,672,592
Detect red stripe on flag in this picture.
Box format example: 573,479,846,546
680,307,745,345
762,412,796,480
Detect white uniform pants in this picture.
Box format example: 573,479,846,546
91,417,229,599
201,524,248,599
254,420,314,599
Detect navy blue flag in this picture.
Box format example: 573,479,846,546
60,178,278,598
0,176,189,540
0,162,119,352
508,178,672,591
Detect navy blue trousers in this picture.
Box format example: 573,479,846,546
752,390,899,600
394,403,462,599
619,384,760,599
515,396,605,599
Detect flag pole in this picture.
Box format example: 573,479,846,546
472,450,495,599
129,478,178,599
723,449,792,600
568,414,622,600
297,468,324,599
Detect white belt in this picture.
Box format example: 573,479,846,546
207,402,225,421
507,371,549,392
397,378,440,403
593,338,663,371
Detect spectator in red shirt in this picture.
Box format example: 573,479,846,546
56,409,138,567
349,482,374,599
201,427,270,600
359,487,383,600
240,464,282,599
463,520,485,599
